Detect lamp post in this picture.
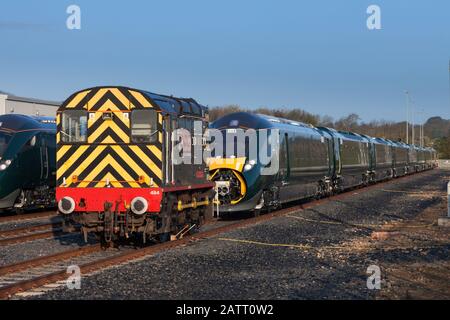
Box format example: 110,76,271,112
405,91,409,144
416,109,425,147
411,104,415,145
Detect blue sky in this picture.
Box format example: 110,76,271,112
0,0,449,122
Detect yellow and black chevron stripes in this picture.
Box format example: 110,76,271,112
87,112,130,144
56,113,61,143
60,87,163,145
65,89,92,109
62,87,155,111
57,144,162,188
57,87,166,188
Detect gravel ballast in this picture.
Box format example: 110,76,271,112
20,169,450,300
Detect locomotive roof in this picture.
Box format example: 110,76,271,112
212,112,438,154
389,140,411,149
0,114,56,132
211,112,318,131
143,91,206,117
60,86,207,117
256,114,314,128
371,137,396,146
316,126,370,143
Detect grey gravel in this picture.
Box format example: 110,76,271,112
0,232,97,267
21,169,450,300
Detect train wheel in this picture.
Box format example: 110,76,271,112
362,174,369,187
315,182,325,199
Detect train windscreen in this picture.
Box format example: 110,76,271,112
0,132,13,157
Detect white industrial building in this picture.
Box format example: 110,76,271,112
0,91,60,117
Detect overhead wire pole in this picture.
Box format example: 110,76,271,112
411,101,415,145
405,90,409,144
417,108,424,147
420,113,423,147
421,108,425,147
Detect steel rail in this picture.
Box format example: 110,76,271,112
0,223,61,238
0,211,58,224
0,245,102,276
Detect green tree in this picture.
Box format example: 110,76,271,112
434,137,450,159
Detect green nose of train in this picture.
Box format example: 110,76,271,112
0,114,56,212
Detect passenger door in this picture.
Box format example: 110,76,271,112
40,134,49,181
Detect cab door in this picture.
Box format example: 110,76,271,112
40,134,49,181
277,132,290,185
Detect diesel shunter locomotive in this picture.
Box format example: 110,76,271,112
56,86,215,243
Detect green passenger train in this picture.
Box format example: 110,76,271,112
0,114,56,212
208,112,438,215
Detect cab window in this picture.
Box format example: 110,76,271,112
131,109,158,143
181,102,191,113
190,102,201,115
0,132,13,157
61,110,87,143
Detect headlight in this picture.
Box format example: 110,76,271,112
0,159,12,171
244,159,257,172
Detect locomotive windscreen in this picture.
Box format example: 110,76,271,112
211,129,252,159
130,109,158,143
61,110,87,143
0,132,13,157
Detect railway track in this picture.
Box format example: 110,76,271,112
0,211,58,225
0,170,435,299
0,223,65,246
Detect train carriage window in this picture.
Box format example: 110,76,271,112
131,109,158,143
61,110,87,143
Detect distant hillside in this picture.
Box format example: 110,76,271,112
424,116,450,139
